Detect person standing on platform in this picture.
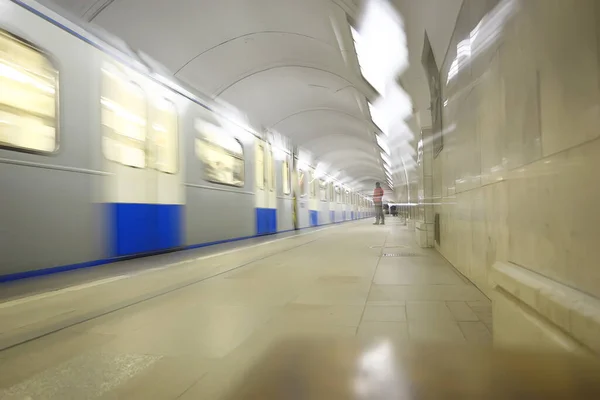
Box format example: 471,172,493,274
373,182,385,225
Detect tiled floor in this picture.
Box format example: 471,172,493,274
0,219,492,399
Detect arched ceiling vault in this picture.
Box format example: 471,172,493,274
174,31,340,75
39,0,410,192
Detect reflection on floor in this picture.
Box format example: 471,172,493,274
0,219,491,400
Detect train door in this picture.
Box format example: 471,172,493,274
101,62,182,257
254,139,276,235
146,96,182,251
296,164,309,228
334,185,341,222
308,169,319,226
318,178,329,225
328,182,335,223
276,150,294,232
266,143,277,211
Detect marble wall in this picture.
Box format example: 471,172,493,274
433,0,600,352
416,128,435,247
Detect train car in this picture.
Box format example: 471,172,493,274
0,0,373,281
317,178,330,226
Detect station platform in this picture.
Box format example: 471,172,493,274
0,219,492,399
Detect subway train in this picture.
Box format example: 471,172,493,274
0,0,375,281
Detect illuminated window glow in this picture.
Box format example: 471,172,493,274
267,146,275,191
101,63,147,168
282,158,291,195
255,143,265,189
299,169,307,197
195,120,244,187
150,98,177,173
319,179,327,202
0,30,58,153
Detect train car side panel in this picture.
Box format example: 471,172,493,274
0,2,105,277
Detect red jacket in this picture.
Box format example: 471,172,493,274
373,187,384,204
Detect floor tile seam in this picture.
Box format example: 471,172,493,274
456,321,477,342
463,301,490,327
446,300,487,324
355,229,391,335
440,301,462,325
175,372,208,400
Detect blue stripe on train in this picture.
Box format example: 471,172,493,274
309,210,318,227
256,208,277,235
330,210,335,223
108,203,183,257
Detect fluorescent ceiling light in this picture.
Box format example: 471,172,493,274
376,134,391,156
350,26,386,94
355,0,409,90
372,84,413,124
369,103,387,132
384,163,392,174
380,152,391,166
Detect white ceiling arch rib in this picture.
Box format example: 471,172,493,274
218,67,372,135
213,64,367,98
273,112,373,146
267,107,378,133
174,31,340,75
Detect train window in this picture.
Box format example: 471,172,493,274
319,179,327,202
282,158,291,195
335,186,341,203
329,182,334,202
309,170,316,199
298,169,307,197
267,147,274,191
102,63,147,168
271,150,275,191
255,143,264,189
195,120,244,187
0,30,58,153
150,98,177,173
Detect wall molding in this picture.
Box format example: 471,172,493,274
491,262,600,355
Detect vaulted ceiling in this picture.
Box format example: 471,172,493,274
39,0,462,200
